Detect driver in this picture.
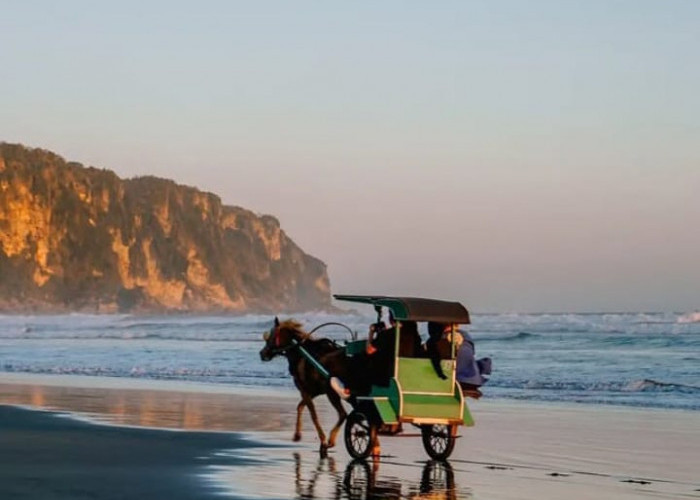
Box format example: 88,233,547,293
330,311,420,399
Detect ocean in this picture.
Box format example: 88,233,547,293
1,311,698,411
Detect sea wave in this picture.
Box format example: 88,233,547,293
0,331,262,342
622,379,700,392
0,363,291,386
478,332,540,342
490,378,700,394
678,312,700,324
0,314,364,340
0,329,355,342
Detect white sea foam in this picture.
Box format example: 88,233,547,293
678,311,700,324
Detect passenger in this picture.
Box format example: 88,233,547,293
424,321,451,380
452,324,491,398
398,320,422,358
425,322,491,397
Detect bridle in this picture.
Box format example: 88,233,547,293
263,324,305,357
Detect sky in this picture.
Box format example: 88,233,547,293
1,1,698,312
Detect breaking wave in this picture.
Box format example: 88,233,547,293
622,379,700,393
490,378,700,394
678,312,700,324
478,332,540,342
0,363,292,387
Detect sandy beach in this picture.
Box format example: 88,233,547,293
1,374,698,500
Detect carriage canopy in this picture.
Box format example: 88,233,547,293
334,294,470,324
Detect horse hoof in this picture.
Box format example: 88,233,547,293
319,444,328,459
293,433,302,442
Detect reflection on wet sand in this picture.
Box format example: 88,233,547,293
212,451,471,500
293,453,466,500
340,458,461,500
0,382,298,432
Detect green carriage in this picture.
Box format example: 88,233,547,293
334,294,474,460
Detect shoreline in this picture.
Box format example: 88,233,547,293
1,371,697,417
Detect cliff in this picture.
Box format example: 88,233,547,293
0,143,332,313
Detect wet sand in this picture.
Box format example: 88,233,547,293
0,405,270,500
1,374,699,499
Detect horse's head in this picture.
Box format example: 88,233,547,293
259,317,309,361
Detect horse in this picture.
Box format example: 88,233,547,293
259,317,349,455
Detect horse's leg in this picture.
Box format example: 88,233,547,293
303,396,327,453
294,400,305,442
325,391,347,449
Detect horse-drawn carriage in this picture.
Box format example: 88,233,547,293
260,294,475,460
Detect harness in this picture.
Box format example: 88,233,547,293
265,323,346,356
264,326,334,379
264,326,303,356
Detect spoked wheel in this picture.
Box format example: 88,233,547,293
421,424,457,460
344,411,376,459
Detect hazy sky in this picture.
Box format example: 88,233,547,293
2,1,698,312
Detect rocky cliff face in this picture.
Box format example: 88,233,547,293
0,143,332,313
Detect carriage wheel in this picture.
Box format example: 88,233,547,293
344,411,375,459
421,424,456,460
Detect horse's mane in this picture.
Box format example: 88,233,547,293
280,319,338,350
279,319,311,341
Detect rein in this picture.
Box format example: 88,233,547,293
308,322,356,341
265,320,354,357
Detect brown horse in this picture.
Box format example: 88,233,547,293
259,317,349,455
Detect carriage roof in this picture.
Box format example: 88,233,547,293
334,294,470,324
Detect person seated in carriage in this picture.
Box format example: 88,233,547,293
424,321,452,380
330,310,421,400
425,321,491,398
